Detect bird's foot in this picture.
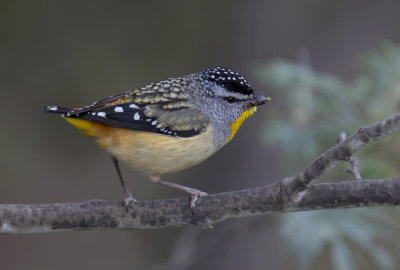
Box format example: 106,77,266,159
123,187,137,208
150,177,207,209
189,190,208,209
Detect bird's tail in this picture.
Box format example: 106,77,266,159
44,106,72,115
44,105,106,138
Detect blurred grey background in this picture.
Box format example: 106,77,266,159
1,1,400,269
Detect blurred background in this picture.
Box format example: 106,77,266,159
1,1,400,269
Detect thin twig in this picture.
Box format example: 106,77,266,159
338,131,362,180
282,112,400,196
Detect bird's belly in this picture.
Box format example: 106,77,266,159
97,125,216,177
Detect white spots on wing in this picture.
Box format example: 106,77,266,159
47,106,58,111
151,120,157,125
134,112,140,120
156,124,162,128
97,112,106,117
91,112,96,115
114,106,124,113
129,103,139,109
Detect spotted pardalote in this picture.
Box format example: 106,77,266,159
45,67,270,208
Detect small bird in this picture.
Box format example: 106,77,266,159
45,67,270,208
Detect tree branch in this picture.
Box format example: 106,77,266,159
1,113,399,234
280,112,400,196
338,131,362,180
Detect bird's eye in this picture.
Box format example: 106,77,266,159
225,96,237,103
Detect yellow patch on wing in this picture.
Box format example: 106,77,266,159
226,106,257,143
64,117,113,139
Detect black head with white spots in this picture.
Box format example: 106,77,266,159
196,66,268,109
190,66,268,134
201,67,253,96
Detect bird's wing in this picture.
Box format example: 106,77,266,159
49,77,210,138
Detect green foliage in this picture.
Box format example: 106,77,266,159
281,209,400,270
256,41,400,270
256,41,400,169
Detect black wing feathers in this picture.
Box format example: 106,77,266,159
45,102,202,138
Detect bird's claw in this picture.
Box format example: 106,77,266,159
190,191,208,209
123,188,137,208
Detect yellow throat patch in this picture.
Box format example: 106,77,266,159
226,106,257,143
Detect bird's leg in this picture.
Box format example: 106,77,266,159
111,156,136,206
150,177,207,209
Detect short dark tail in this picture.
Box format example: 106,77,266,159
44,106,72,114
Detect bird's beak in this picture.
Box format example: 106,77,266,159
247,94,271,107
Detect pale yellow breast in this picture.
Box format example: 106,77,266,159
97,125,216,178
64,117,216,177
